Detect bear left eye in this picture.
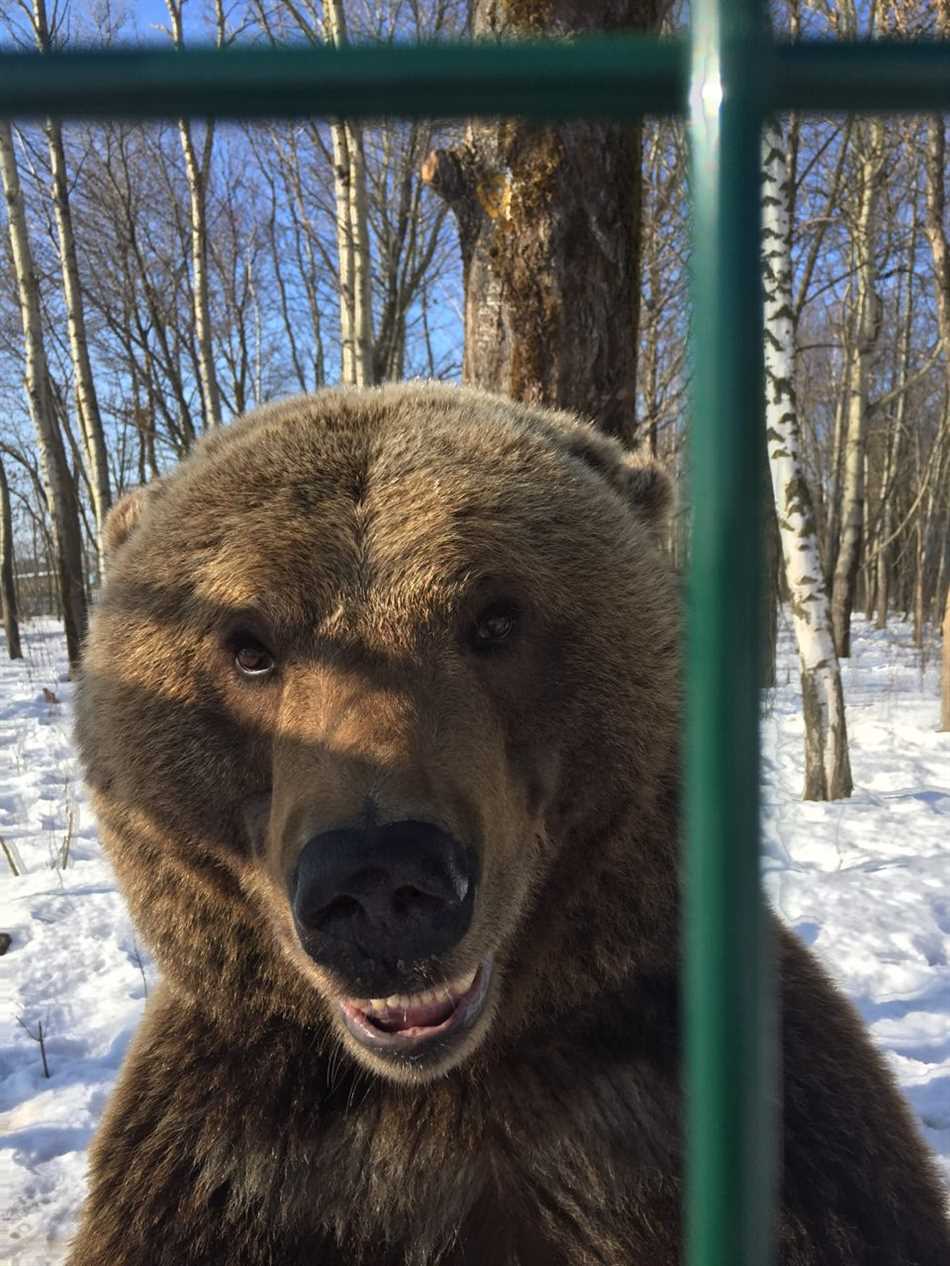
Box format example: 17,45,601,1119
470,603,518,652
232,638,276,679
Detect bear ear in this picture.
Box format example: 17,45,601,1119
617,454,673,534
561,428,672,540
103,481,165,559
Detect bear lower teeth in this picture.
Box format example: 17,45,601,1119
366,996,457,1033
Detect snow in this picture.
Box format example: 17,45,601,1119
762,615,950,1187
1,613,948,1262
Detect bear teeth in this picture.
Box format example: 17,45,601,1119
361,966,478,1014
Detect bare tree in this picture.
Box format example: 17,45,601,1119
166,0,224,428
0,120,86,669
324,0,375,385
762,116,853,799
0,456,23,660
920,2,950,721
831,115,886,656
29,0,112,567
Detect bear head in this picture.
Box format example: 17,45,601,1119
76,384,679,1084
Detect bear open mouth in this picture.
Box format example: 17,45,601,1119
338,957,493,1056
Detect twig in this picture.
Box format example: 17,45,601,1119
1,837,20,876
18,1016,50,1078
131,938,149,999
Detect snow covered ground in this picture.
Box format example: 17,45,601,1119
1,613,948,1263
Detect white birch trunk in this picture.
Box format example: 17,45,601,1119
329,114,357,384
831,118,884,656
0,456,22,660
762,117,853,801
166,0,222,428
179,119,222,427
875,232,915,629
922,7,950,727
0,120,87,670
46,117,112,566
325,0,375,386
31,0,112,570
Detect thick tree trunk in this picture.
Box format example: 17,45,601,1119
831,119,884,657
0,457,23,660
31,0,112,571
942,587,950,732
762,118,852,800
325,0,375,387
423,0,666,444
0,120,86,670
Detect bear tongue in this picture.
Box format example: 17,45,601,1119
365,995,457,1034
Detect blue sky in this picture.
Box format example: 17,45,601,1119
86,0,216,45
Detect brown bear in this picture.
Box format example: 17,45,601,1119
70,384,948,1266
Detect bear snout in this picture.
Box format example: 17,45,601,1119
290,820,477,993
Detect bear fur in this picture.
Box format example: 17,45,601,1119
70,384,949,1265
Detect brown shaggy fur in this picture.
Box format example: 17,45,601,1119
70,384,949,1265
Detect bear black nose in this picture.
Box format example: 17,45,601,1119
291,821,477,989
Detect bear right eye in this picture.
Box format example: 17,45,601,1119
232,637,276,680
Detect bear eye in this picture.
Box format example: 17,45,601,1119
470,602,518,653
231,636,276,680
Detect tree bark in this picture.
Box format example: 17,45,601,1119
0,457,23,660
423,0,667,444
0,120,86,670
831,118,885,657
762,117,852,800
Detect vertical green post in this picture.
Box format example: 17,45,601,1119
685,2,776,1265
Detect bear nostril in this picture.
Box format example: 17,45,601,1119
311,893,363,933
392,885,445,920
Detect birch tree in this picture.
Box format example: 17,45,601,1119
921,24,950,722
324,0,375,385
166,0,224,428
0,456,23,660
831,116,885,656
28,0,112,567
0,120,87,670
874,194,917,629
762,117,853,800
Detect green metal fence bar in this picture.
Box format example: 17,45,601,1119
0,39,683,121
3,39,950,123
773,42,950,112
685,2,774,1264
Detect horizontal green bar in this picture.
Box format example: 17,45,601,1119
1,37,949,124
771,41,950,112
0,38,684,121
